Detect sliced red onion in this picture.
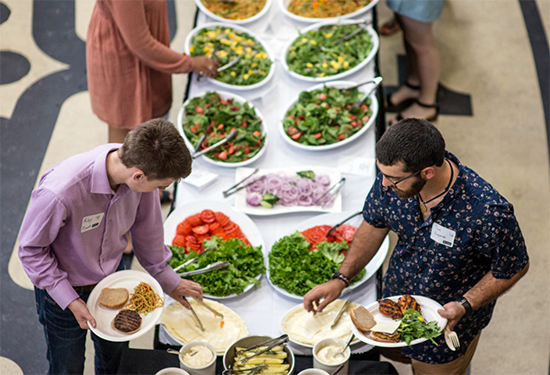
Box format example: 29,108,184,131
297,178,313,196
298,194,314,206
265,174,284,194
246,192,263,206
315,175,331,186
246,177,266,195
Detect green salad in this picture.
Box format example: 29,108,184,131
169,236,266,297
283,85,372,146
183,92,265,163
286,24,373,78
398,309,442,345
268,231,365,296
189,26,272,86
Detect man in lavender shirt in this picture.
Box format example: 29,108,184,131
18,119,202,375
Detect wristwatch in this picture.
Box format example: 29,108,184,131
331,272,350,287
458,297,473,318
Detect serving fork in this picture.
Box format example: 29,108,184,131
444,327,460,351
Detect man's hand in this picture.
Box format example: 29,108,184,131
168,279,203,310
303,279,346,314
68,298,96,329
191,56,220,78
437,301,466,331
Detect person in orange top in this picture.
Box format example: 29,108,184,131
87,0,218,143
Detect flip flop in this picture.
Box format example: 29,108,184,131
391,100,439,125
386,81,421,113
380,19,400,36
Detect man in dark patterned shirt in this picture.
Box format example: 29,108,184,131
304,119,529,374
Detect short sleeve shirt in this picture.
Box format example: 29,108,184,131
362,152,529,364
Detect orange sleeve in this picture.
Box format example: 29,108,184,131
109,0,194,74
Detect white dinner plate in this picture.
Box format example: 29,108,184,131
163,200,266,299
234,166,342,216
351,295,448,348
176,91,268,168
278,0,380,24
279,81,379,152
184,23,275,91
281,20,379,83
195,0,272,25
267,211,389,300
87,270,164,342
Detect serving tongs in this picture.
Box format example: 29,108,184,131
178,261,231,277
330,300,350,328
193,130,239,159
182,296,205,332
313,177,346,208
222,168,265,198
327,211,363,237
237,334,289,364
320,19,372,51
217,56,241,73
192,297,224,319
173,248,213,273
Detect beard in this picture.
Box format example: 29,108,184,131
391,177,426,199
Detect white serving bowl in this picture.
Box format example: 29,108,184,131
194,0,272,25
177,91,268,168
184,23,275,91
281,20,379,83
279,81,378,152
179,341,217,375
278,0,380,24
313,338,350,375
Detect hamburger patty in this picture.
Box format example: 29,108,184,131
398,294,421,313
113,310,142,333
378,299,404,320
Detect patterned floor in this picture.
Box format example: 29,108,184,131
1,1,549,374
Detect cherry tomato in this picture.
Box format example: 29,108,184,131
292,132,303,140
319,93,327,100
196,106,204,114
218,151,228,161
338,134,346,140
315,133,322,139
253,131,261,137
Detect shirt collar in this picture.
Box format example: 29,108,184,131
431,151,465,211
90,144,121,195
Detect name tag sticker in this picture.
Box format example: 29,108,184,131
431,223,456,247
81,213,105,233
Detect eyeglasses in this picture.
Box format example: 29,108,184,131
382,170,422,188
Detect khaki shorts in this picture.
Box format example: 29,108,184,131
380,332,481,375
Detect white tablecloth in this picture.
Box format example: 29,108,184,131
160,4,383,355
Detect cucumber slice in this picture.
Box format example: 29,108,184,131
296,170,316,180
260,201,273,209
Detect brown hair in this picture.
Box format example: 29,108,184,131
376,118,445,172
118,118,192,180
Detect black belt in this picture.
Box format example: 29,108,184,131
73,284,97,294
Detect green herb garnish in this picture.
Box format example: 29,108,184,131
398,309,442,345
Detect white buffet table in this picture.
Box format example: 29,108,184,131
160,3,384,355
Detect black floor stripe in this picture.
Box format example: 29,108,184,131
519,0,550,157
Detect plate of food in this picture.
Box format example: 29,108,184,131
280,81,378,151
267,211,388,300
161,300,249,355
185,23,275,90
279,0,379,23
280,300,361,348
86,270,164,342
350,295,447,348
177,91,267,168
233,166,342,216
282,20,379,82
195,0,272,24
164,200,266,299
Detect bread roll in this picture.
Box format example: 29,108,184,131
98,288,129,309
350,306,376,332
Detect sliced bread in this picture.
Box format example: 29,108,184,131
350,306,376,332
98,288,129,309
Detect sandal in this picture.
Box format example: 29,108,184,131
386,81,421,113
392,100,439,124
380,19,400,36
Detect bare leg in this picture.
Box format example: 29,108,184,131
393,14,440,122
108,126,131,144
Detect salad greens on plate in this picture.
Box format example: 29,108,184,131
190,26,272,86
286,24,373,78
183,92,265,163
398,309,442,345
268,231,365,296
169,236,265,297
283,85,372,146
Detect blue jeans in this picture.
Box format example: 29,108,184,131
35,260,127,375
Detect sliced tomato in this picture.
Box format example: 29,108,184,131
336,224,357,243
172,234,186,248
301,225,331,250
176,221,193,236
195,234,211,245
200,209,216,224
192,224,209,235
187,214,203,227
215,212,231,227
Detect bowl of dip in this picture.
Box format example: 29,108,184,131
156,368,190,375
179,341,217,375
313,338,350,375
